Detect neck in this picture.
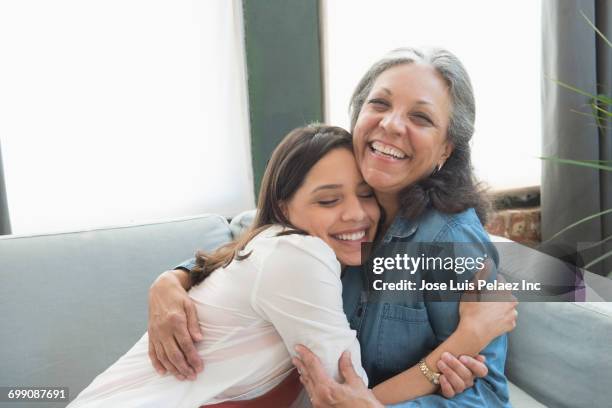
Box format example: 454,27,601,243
376,192,400,229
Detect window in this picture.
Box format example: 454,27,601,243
322,0,542,190
0,0,254,235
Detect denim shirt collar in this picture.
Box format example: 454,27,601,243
382,214,419,243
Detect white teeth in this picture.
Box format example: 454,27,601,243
371,141,406,159
334,230,366,241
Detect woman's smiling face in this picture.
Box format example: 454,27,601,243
285,147,380,266
353,63,454,197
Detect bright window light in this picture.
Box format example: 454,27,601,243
0,0,254,235
322,0,542,190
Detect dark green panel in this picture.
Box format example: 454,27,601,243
242,0,323,194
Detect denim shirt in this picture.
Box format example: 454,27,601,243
177,208,510,406
341,207,511,407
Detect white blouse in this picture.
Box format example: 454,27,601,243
69,225,367,408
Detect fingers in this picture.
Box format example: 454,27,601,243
154,341,185,381
185,299,204,343
473,259,493,283
157,311,198,379
436,353,471,395
292,357,317,404
439,375,455,398
476,355,486,363
292,357,311,385
164,334,197,380
338,351,361,385
293,345,339,407
463,260,493,302
148,339,166,375
294,344,328,381
459,355,488,378
173,332,201,379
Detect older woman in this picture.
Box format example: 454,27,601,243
292,48,512,407
149,47,513,407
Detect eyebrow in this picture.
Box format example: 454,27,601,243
311,181,371,194
378,88,434,106
311,184,342,194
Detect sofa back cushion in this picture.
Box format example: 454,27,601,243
497,240,612,408
0,214,232,406
229,209,256,239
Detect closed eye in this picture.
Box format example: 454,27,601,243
358,191,375,199
368,98,390,110
411,113,434,126
318,199,339,206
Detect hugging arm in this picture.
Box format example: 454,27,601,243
370,293,514,407
297,277,515,408
297,226,516,407
378,227,514,407
147,260,202,380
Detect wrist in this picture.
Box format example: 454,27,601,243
171,268,192,290
458,319,488,350
367,391,384,408
154,269,190,291
418,358,440,386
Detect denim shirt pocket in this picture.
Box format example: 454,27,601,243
376,303,437,377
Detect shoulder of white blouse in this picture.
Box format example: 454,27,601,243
272,232,339,273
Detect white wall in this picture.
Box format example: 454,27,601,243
0,0,254,235
322,0,542,190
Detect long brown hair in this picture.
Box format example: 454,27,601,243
190,124,353,286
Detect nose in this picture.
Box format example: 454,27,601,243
341,194,367,223
380,111,407,137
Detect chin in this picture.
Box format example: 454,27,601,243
362,170,398,191
338,253,361,266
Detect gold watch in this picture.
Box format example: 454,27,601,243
418,359,441,385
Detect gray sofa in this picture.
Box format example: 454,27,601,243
1,212,611,407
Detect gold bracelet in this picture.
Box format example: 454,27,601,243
418,359,441,385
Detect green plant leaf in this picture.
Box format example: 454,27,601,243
540,156,612,171
546,208,612,241
547,78,612,106
578,234,612,251
580,10,612,48
591,102,612,117
596,94,612,105
579,159,612,164
570,109,612,131
584,248,612,270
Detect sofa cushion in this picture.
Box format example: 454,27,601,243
229,209,256,239
506,301,612,408
493,237,612,407
508,381,546,407
0,214,233,406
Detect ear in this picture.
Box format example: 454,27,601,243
279,201,289,219
440,141,454,163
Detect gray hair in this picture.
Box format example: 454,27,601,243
349,47,489,223
349,47,476,150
